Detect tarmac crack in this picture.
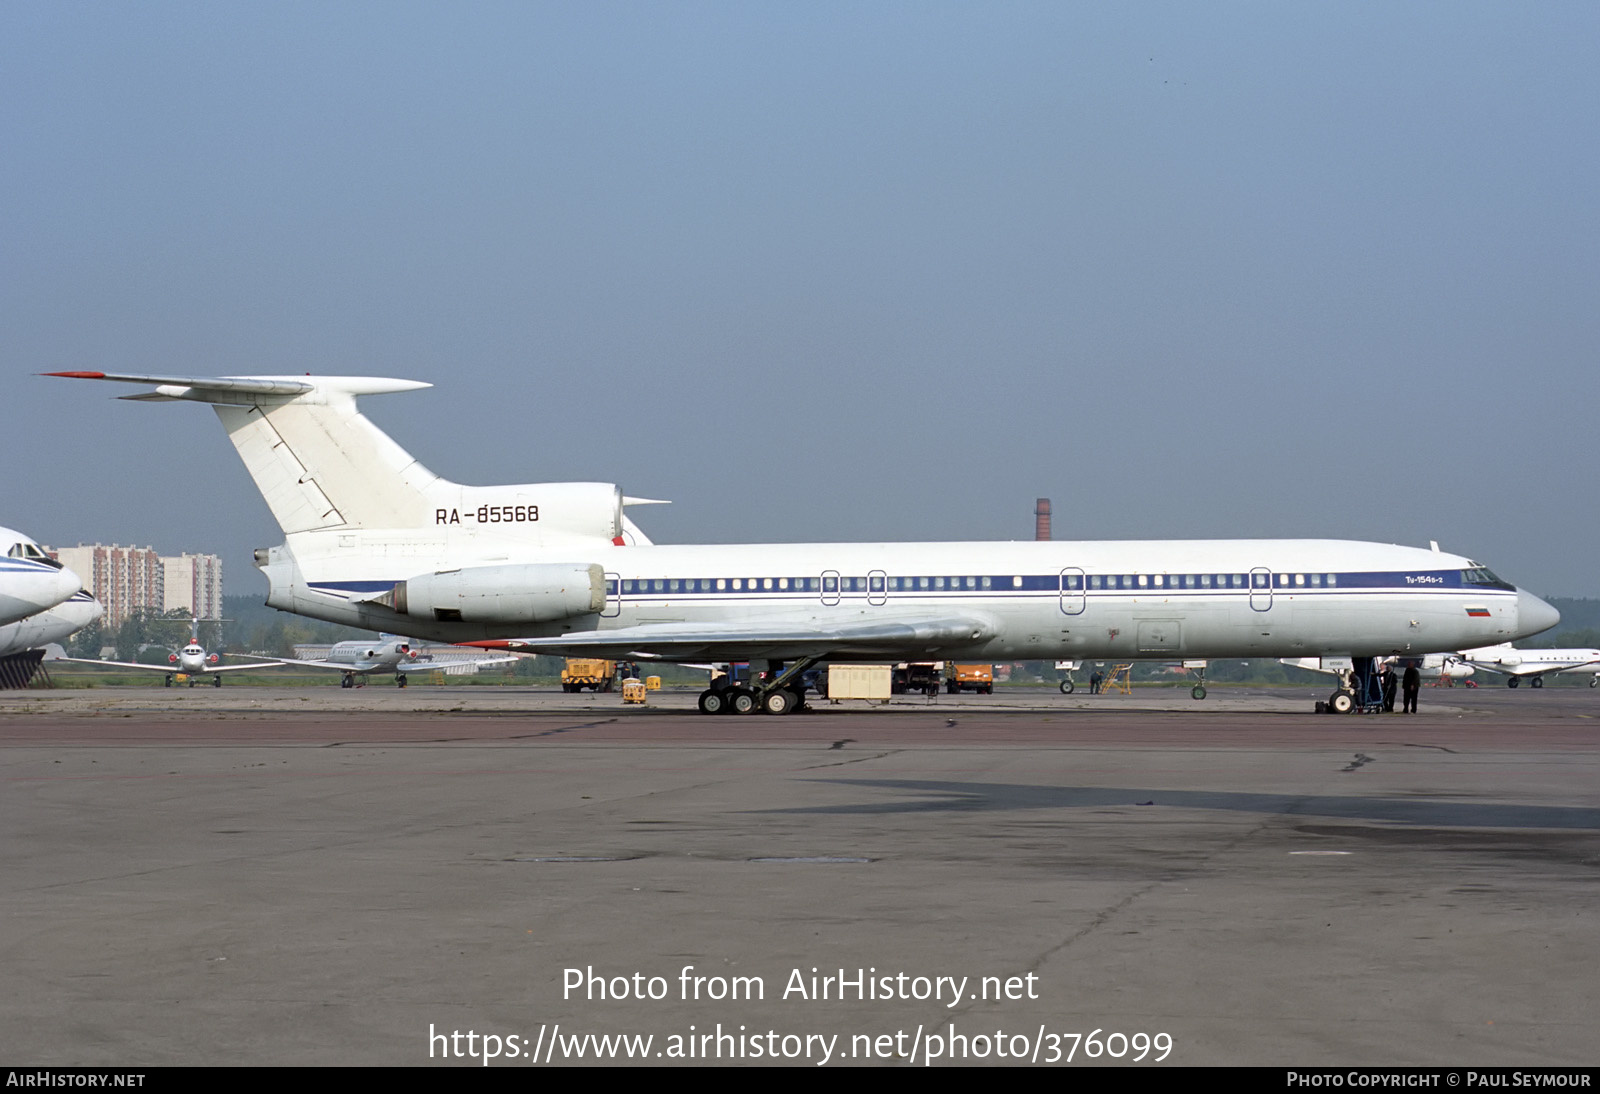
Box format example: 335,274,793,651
801,748,900,770
506,718,621,739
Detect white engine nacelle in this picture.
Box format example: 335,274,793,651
391,563,606,625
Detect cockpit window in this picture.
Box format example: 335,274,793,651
6,542,63,568
1462,567,1515,591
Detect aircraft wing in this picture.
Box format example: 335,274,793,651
199,661,289,672
43,371,316,399
397,654,520,674
468,615,997,662
56,657,286,673
265,656,363,671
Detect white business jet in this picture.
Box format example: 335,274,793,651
61,618,284,686
271,636,427,688
1279,653,1476,682
1454,644,1600,688
51,371,1561,715
0,590,103,689
0,526,83,627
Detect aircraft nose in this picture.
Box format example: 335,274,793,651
1515,589,1561,638
68,598,104,627
19,568,82,616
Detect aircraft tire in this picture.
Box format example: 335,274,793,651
1329,691,1354,714
762,689,796,716
729,688,758,715
397,675,407,688
697,689,726,715
164,675,173,687
213,676,221,688
1507,677,1519,689
1531,677,1543,688
341,675,354,689
1192,685,1207,700
1591,677,1597,688
1059,679,1074,694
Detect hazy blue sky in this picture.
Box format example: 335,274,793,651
4,3,1597,597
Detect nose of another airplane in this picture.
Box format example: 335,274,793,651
1515,589,1561,639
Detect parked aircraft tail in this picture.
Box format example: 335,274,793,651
46,372,638,544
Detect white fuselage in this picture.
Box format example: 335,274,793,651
262,534,1552,662
51,371,1560,668
1458,645,1600,681
319,639,416,675
0,592,103,658
170,643,219,674
0,527,82,627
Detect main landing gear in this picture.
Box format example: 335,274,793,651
697,657,819,716
340,675,355,689
1319,657,1383,714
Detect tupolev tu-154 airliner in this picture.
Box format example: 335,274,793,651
51,371,1560,715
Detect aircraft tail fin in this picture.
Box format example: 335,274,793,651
47,372,444,533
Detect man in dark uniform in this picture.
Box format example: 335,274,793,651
1402,663,1422,713
1380,664,1398,712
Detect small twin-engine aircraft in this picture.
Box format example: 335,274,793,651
268,636,514,688
61,618,284,686
1454,644,1600,688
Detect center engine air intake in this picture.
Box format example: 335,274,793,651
390,563,606,624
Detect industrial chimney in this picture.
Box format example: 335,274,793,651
1034,498,1051,541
